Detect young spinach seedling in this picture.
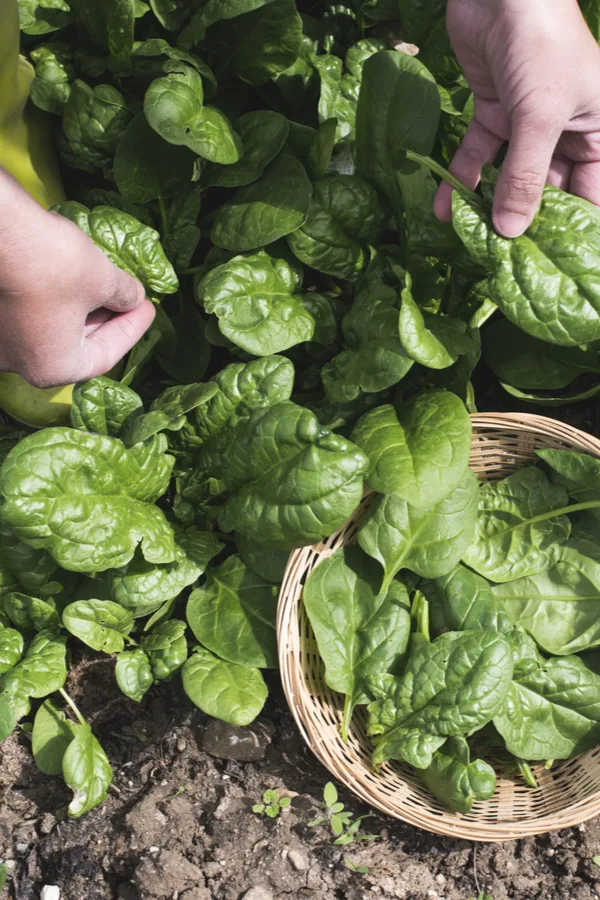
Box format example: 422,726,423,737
345,859,370,874
252,789,291,819
308,782,379,845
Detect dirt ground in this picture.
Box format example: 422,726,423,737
2,378,600,900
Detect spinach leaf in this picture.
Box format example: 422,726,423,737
0,626,24,676
0,429,176,573
462,467,572,583
5,593,59,632
141,620,188,679
537,448,600,514
452,187,600,346
397,0,446,44
115,649,153,701
306,118,338,181
70,376,143,437
286,174,386,280
114,112,195,203
197,252,316,355
18,0,71,34
187,555,278,668
204,111,289,188
494,653,600,760
420,736,496,813
211,155,312,252
367,630,513,768
236,534,289,583
423,564,512,636
30,43,75,115
217,401,369,549
0,528,64,597
122,382,218,446
303,545,411,739
63,81,132,168
32,699,77,776
182,646,267,726
0,631,67,741
351,391,472,507
399,275,474,369
54,202,179,295
62,724,113,818
357,470,479,596
62,599,134,652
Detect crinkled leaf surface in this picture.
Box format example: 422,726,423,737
63,724,113,818
115,649,153,701
182,646,267,726
367,630,513,768
71,377,143,437
420,736,496,814
351,391,471,507
114,112,196,203
0,630,67,740
18,0,72,34
198,252,315,355
399,276,474,369
236,533,289,583
358,470,479,596
63,599,134,653
203,110,289,188
0,625,24,676
141,620,188,679
0,428,176,573
5,593,59,632
187,555,278,668
217,401,369,549
63,81,131,166
423,564,512,637
122,382,218,446
462,467,571,583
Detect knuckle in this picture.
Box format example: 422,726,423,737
501,170,546,206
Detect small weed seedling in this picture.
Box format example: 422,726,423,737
593,856,600,865
468,893,493,900
0,863,7,892
345,859,370,874
308,782,379,846
252,789,291,819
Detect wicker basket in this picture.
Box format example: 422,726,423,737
277,413,600,841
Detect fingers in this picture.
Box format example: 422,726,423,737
547,155,572,190
79,300,156,381
98,263,146,315
434,118,503,221
492,112,563,237
569,160,600,207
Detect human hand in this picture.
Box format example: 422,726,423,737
0,168,155,387
434,0,600,237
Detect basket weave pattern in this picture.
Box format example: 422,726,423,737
277,414,600,840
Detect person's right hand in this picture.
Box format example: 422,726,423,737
0,167,155,388
434,0,600,237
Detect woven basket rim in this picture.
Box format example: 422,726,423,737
277,412,600,841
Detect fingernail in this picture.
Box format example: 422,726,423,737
494,211,529,238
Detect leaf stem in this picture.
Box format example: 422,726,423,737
404,150,483,204
59,688,87,728
516,757,538,788
524,499,600,527
341,695,354,744
158,192,169,237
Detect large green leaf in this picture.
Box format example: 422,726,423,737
0,631,67,740
141,620,188,680
63,599,134,652
187,555,278,668
63,724,113,818
494,653,600,760
32,699,77,776
462,467,571,583
5,593,59,632
286,174,386,280
303,545,411,738
18,0,72,34
420,736,496,814
197,252,315,355
114,112,196,203
30,43,75,115
217,401,369,549
537,448,600,515
423,564,512,637
0,626,24,676
203,111,289,188
0,428,176,573
452,187,600,346
399,275,474,369
115,649,154,702
367,630,513,768
63,81,132,167
351,391,472,507
71,377,143,437
357,470,479,596
236,534,289,583
211,155,312,252
182,646,267,725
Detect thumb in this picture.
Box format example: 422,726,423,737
493,112,562,238
79,300,156,380
100,263,147,315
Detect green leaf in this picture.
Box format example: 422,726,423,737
108,528,223,616
452,187,600,346
182,0,279,36
399,276,474,369
30,42,75,115
0,626,24,676
114,112,196,203
197,252,315,355
54,202,178,295
367,630,513,768
211,154,312,252
236,534,289,583
494,653,600,760
0,528,63,597
330,814,345,835
210,0,302,85
18,0,72,34
322,255,413,402
63,724,113,818
253,803,266,813
423,564,512,637
32,699,77,776
141,620,188,679
182,645,267,726
217,401,369,549
63,81,132,167
482,319,600,390
351,391,472,507
0,862,7,891
71,377,143,437
63,599,134,652
5,593,59,632
462,467,572,583
157,301,211,384
303,545,411,737
537,448,600,512
498,380,600,407
115,649,153,701
203,111,289,188
122,382,218,446
286,174,386,280
144,66,241,164
357,470,479,596
187,556,279,668
307,118,338,180
356,51,440,213
420,736,496,814
398,166,460,258
0,429,175,573
397,0,445,44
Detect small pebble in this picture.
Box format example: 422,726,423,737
580,824,587,833
287,849,310,872
40,887,60,900
148,847,159,854
202,720,275,762
15,844,28,856
242,888,274,900
176,738,187,753
435,874,446,885
546,848,555,858
40,814,55,836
